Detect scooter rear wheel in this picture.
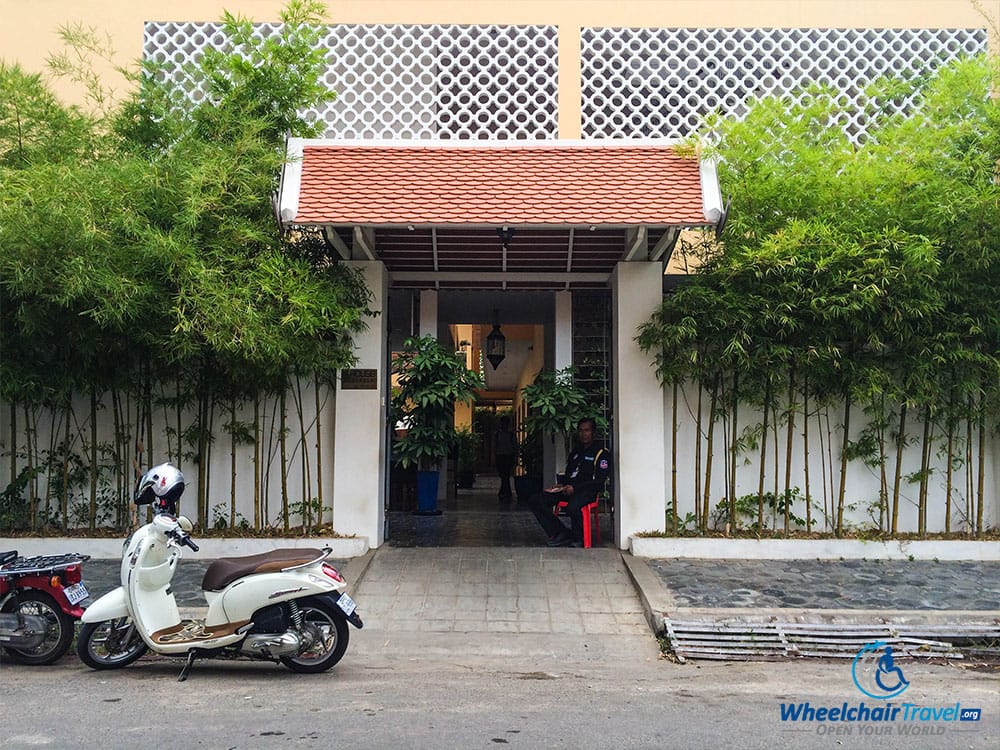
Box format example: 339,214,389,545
280,599,350,673
77,617,148,670
1,590,75,665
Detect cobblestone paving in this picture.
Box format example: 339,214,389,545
649,559,1000,610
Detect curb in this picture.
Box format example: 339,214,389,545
629,537,1000,561
662,606,1000,627
341,548,377,596
620,551,673,635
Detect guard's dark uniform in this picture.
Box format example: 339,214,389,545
528,442,612,545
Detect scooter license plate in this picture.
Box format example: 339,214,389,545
63,582,89,605
335,592,356,617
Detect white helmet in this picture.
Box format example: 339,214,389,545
135,462,185,514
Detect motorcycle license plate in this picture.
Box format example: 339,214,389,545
335,592,356,617
63,582,89,605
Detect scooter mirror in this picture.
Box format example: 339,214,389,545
177,516,194,532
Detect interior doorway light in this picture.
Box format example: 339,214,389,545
485,310,506,370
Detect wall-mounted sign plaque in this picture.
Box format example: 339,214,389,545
341,369,377,390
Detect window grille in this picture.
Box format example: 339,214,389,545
581,27,987,143
144,22,560,140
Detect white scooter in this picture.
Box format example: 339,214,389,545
77,463,362,680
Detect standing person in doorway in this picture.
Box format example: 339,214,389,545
527,417,611,547
494,415,518,502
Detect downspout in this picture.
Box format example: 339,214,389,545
699,156,724,225
277,136,305,230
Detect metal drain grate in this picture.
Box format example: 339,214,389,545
662,620,1000,662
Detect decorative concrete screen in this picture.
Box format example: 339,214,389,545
581,27,987,142
143,23,560,140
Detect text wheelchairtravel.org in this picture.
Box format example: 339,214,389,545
779,702,982,723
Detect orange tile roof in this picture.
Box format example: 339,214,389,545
290,142,710,226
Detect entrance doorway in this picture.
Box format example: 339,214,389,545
384,289,612,547
387,313,547,546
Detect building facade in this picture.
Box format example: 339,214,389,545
1,1,996,548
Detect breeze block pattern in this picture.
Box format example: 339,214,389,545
581,27,988,143
143,22,560,140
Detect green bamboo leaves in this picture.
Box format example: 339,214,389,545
0,2,372,530
639,56,999,537
520,367,606,451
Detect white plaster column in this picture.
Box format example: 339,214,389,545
557,25,581,139
554,290,573,370
552,290,574,474
332,261,388,549
417,288,449,500
612,262,667,548
419,289,438,339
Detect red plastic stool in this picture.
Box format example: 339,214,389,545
555,499,601,548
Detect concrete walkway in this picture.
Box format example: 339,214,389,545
78,546,1000,661
355,547,648,635
348,546,661,664
80,546,662,664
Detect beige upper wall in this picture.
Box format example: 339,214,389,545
2,1,995,112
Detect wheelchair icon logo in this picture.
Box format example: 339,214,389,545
852,641,910,700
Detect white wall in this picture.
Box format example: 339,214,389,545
4,299,996,544
332,261,389,545
612,262,668,548
0,263,391,545
659,382,999,536
0,380,333,532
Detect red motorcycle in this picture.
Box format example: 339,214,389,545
0,550,90,665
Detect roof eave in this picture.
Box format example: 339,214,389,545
288,220,716,230
289,136,688,150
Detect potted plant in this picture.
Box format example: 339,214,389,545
391,335,484,514
455,427,479,489
514,429,544,502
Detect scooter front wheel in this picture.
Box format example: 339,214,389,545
280,599,350,673
77,617,148,670
1,590,75,665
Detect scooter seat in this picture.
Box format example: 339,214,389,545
202,548,323,591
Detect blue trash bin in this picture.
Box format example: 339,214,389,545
416,470,441,514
